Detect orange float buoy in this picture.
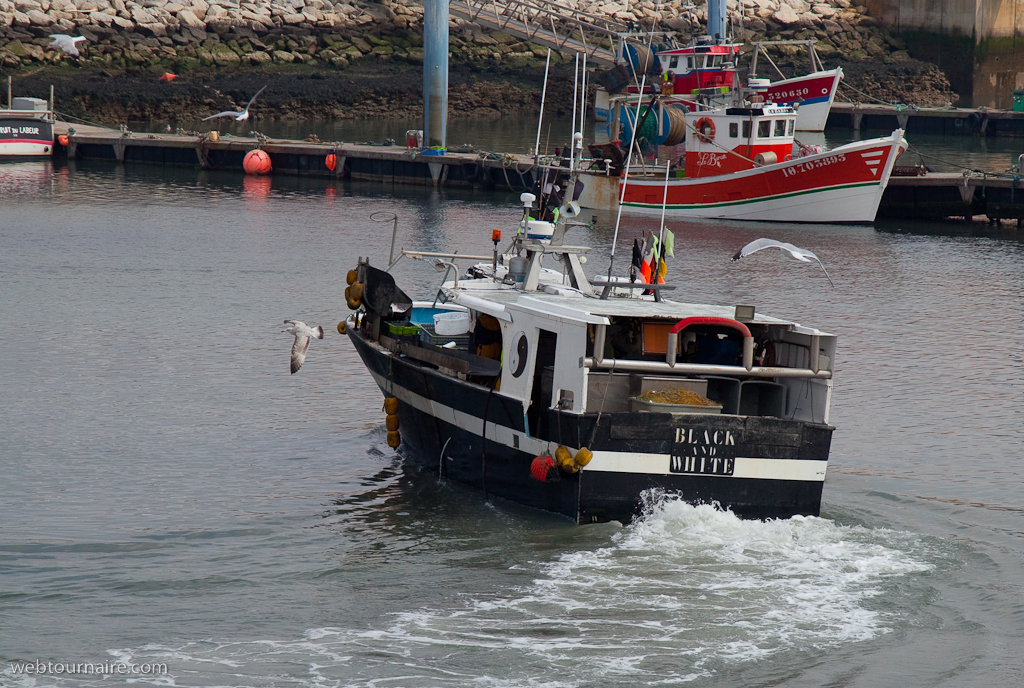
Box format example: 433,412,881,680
57,134,69,146
325,153,337,171
243,149,272,175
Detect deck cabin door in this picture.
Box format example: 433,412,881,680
527,329,557,437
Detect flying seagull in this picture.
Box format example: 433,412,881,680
203,85,267,122
732,238,836,289
49,34,87,56
283,320,324,374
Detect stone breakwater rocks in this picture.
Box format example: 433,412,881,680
0,0,957,112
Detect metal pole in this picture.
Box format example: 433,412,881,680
607,78,647,283
7,76,11,110
579,54,587,143
533,49,551,165
423,0,448,149
570,53,579,173
606,0,663,286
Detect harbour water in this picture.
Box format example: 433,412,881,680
1,126,1023,687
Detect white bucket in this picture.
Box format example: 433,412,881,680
433,311,471,335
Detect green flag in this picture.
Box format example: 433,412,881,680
664,229,675,258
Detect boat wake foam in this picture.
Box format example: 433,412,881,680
73,497,936,687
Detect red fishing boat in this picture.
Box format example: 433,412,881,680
609,96,906,223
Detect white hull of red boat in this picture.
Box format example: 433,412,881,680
609,130,906,223
767,69,843,132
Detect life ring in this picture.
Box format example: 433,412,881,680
694,117,715,143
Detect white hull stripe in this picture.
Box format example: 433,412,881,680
586,451,827,482
368,367,827,483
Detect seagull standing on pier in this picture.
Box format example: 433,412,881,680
732,238,836,289
203,85,268,122
283,320,324,374
49,34,87,56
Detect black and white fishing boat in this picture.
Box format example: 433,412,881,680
341,187,837,523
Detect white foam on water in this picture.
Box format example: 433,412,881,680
29,496,933,687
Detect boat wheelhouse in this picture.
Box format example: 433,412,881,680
658,36,742,95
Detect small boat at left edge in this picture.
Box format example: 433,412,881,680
0,91,55,158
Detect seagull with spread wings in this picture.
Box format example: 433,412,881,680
49,34,87,56
203,85,267,122
283,320,324,374
732,238,836,289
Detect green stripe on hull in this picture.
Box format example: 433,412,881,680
622,181,881,211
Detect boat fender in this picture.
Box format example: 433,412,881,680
57,134,70,146
346,282,364,310
530,455,559,482
386,414,400,432
337,321,347,335
387,430,401,449
347,269,358,285
555,445,578,473
695,117,715,143
574,447,594,468
243,149,272,175
383,397,399,414
325,153,338,171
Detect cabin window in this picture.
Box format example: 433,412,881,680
757,120,771,138
787,119,795,135
742,121,751,138
729,122,738,138
669,56,678,69
774,119,786,137
686,57,694,70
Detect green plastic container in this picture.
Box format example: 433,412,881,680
387,322,420,337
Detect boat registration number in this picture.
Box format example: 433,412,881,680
781,153,846,178
669,427,737,476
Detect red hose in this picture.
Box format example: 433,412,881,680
669,317,751,338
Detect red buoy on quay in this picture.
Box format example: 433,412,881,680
243,149,272,175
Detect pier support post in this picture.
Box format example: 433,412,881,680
112,141,126,162
194,142,209,168
708,0,727,40
427,161,448,184
423,0,448,150
851,109,862,132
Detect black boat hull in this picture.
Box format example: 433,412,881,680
349,330,832,524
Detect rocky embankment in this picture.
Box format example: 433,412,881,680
0,0,958,122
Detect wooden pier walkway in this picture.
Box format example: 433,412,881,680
55,122,540,189
52,122,1024,223
828,101,1024,137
